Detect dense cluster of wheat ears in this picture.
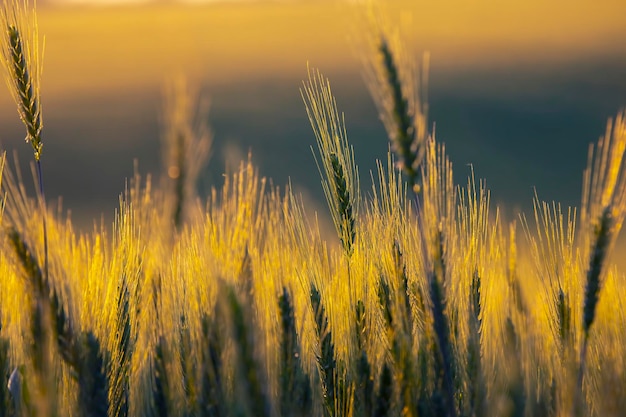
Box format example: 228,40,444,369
0,1,624,417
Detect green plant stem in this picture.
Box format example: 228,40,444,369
36,159,48,282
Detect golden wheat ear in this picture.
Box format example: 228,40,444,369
1,0,49,304
278,286,312,417
0,0,43,161
573,111,626,411
360,7,429,194
301,66,359,257
579,112,626,337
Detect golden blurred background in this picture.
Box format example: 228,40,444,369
0,0,625,267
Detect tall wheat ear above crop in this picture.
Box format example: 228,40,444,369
1,0,49,317
0,0,43,161
302,66,359,257
360,6,429,194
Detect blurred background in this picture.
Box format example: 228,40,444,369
0,0,625,253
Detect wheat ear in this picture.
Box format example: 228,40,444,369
302,66,359,256
279,287,312,417
580,112,626,336
1,0,49,304
576,111,626,413
0,0,43,160
8,228,56,417
362,14,429,194
378,38,421,189
310,284,341,417
9,228,110,417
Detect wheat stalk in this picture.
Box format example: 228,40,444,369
8,228,56,417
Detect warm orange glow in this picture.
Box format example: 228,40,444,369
0,2,626,416
26,0,626,98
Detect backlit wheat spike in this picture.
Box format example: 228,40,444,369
9,226,109,417
310,284,344,417
428,268,456,417
329,152,356,254
0,0,43,161
1,0,49,316
580,113,626,330
8,228,56,417
576,111,626,414
580,112,626,338
279,287,312,417
415,202,456,417
520,194,577,356
302,66,359,257
378,38,422,191
361,8,429,194
582,208,611,337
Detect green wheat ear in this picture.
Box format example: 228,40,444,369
580,112,626,337
279,287,312,417
378,38,420,189
302,66,359,257
361,10,429,194
7,228,56,417
575,111,626,414
2,0,49,311
8,227,110,417
582,207,612,338
1,0,44,161
310,284,342,417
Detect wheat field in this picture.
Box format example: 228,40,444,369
0,1,625,417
